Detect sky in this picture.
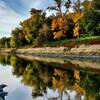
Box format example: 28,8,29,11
0,0,55,38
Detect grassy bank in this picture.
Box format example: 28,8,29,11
43,36,100,47
16,36,100,56
0,36,100,56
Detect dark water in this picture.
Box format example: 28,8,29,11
0,55,100,100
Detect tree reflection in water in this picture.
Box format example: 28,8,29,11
0,55,100,100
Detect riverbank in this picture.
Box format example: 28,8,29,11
0,45,100,58
0,47,100,71
15,45,100,56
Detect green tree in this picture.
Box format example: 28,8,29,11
10,28,26,48
37,23,51,44
20,8,46,44
80,0,100,36
0,37,6,48
92,0,100,10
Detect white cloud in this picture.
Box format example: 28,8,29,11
22,0,54,9
21,0,55,17
0,0,54,38
0,0,25,37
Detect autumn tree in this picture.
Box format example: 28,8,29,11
72,0,84,37
51,14,67,39
48,0,84,39
48,0,72,39
20,8,48,45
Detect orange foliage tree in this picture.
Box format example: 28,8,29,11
72,11,84,37
72,0,84,37
51,15,67,39
73,69,85,94
48,0,84,39
52,68,66,91
47,0,71,39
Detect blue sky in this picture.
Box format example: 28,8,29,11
0,0,55,38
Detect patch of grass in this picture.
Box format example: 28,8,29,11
79,36,100,41
43,36,100,47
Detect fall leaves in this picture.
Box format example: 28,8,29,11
52,69,66,91
51,11,84,39
49,0,84,39
73,69,85,94
51,15,67,39
73,24,80,37
72,12,84,37
52,68,85,94
72,12,84,23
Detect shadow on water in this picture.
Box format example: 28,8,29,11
0,54,100,100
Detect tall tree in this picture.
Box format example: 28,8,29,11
20,8,46,44
47,0,71,39
10,28,26,48
80,0,100,36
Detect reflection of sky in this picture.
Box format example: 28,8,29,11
28,88,79,100
0,64,53,100
0,64,33,100
46,88,84,100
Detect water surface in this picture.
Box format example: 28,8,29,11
0,55,100,100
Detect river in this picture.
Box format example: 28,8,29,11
0,54,100,100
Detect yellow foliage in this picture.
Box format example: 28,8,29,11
72,12,83,37
52,78,58,89
74,83,85,94
74,69,80,80
72,12,84,23
51,17,64,31
51,15,67,39
10,56,17,66
52,69,66,91
57,17,63,30
51,18,58,31
73,25,80,37
53,31,66,39
54,69,63,76
52,78,64,91
59,80,64,91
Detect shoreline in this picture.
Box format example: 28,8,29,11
0,46,100,71
0,44,100,60
18,53,100,61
